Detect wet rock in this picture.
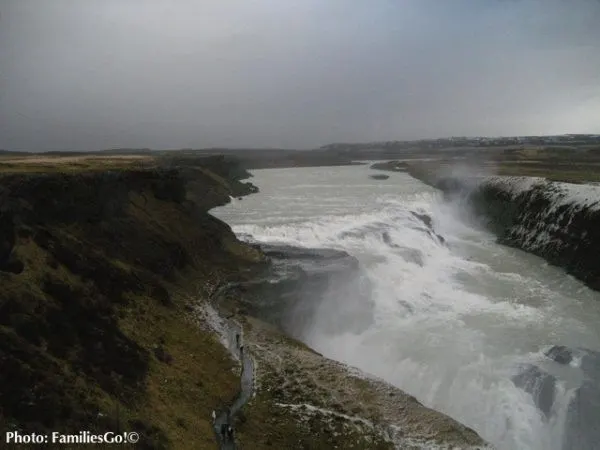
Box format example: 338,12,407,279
512,365,556,418
545,345,573,365
411,212,433,229
381,231,398,248
381,231,391,244
398,248,424,267
369,174,390,180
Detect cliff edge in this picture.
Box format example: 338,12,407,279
406,164,600,292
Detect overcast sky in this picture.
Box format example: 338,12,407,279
1,0,599,151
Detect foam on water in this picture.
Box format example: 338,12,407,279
212,165,600,450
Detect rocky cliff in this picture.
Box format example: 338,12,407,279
410,168,600,291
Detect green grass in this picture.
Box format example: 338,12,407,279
399,158,600,185
495,164,600,183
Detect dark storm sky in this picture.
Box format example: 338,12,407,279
1,0,599,151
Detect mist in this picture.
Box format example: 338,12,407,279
1,0,599,151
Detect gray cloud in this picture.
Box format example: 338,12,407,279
1,0,599,151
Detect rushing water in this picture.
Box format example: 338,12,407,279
212,164,600,450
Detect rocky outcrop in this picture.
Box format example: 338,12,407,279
414,172,600,291
471,178,600,290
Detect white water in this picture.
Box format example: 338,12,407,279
212,164,600,450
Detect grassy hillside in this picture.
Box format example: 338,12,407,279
0,159,264,449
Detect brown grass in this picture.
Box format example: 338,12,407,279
0,155,157,173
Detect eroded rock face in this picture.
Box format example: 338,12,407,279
410,211,446,246
512,365,556,418
545,345,573,365
411,211,433,229
430,175,600,291
476,179,600,291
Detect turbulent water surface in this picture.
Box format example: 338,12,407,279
212,164,600,450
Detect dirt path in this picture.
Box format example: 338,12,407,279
210,287,255,450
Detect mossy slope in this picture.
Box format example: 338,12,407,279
0,165,262,449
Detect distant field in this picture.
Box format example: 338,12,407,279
0,154,156,173
369,146,600,184
399,159,600,185
494,163,600,183
3,144,600,183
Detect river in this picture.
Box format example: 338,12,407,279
211,164,600,450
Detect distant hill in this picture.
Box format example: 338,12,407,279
41,151,88,156
97,148,154,155
0,150,29,155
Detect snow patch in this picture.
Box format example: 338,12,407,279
192,301,240,362
482,176,600,212
275,403,493,450
484,176,545,198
